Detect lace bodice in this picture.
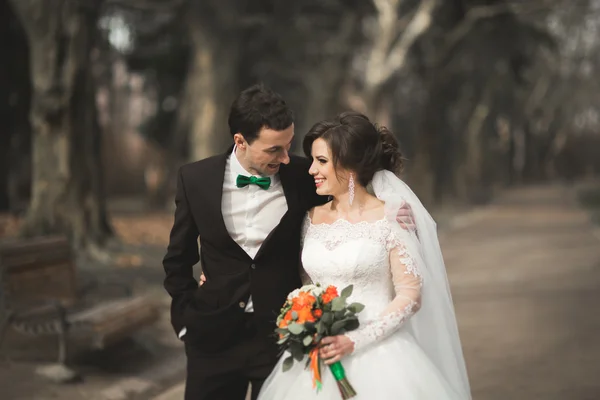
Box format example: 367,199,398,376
301,215,423,353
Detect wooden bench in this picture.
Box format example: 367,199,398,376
0,236,159,367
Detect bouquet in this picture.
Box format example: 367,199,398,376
275,283,364,399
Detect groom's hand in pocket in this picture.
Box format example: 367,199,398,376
199,273,206,286
320,335,355,364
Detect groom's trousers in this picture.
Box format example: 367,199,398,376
183,313,278,400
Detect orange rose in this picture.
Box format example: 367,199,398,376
321,286,339,304
292,291,317,311
296,306,316,324
313,309,323,319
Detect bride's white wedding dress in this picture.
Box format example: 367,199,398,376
258,171,471,400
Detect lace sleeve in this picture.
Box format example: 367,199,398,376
344,230,423,353
299,213,312,285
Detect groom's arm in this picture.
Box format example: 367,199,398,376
163,167,200,335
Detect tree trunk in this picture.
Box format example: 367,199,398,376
409,79,445,207
10,0,112,251
300,47,358,143
459,78,496,203
185,20,239,161
0,0,31,214
362,86,386,122
351,0,436,118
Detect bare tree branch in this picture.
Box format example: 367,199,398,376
365,0,437,89
433,1,563,67
373,0,399,16
379,0,436,83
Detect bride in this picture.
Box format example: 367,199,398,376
258,112,471,399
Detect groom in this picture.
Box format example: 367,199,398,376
163,84,326,400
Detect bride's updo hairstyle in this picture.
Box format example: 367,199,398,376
303,111,403,187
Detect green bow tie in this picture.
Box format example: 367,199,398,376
236,174,271,190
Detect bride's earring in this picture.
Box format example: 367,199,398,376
348,173,355,206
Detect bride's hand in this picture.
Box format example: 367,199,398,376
319,335,355,364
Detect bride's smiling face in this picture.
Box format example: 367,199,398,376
309,138,350,197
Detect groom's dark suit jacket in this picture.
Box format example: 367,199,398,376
163,150,324,363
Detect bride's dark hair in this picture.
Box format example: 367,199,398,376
302,111,403,186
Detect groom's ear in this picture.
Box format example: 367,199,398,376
233,133,246,149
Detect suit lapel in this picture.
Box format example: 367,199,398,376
278,162,299,215
254,162,298,260
203,149,251,261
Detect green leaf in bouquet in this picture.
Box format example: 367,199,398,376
303,335,314,346
282,355,294,372
344,318,360,332
291,311,298,320
275,327,288,336
321,311,333,325
331,319,355,335
315,320,325,335
287,322,304,335
348,302,365,313
290,343,304,361
304,321,316,333
334,310,347,320
331,297,346,312
341,285,354,298
277,337,288,345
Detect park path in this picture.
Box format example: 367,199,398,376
152,183,600,400
443,184,600,400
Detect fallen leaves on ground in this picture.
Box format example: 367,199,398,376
111,212,173,247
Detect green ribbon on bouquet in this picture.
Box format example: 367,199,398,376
328,361,356,399
329,362,347,380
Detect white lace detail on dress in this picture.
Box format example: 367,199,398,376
345,298,420,351
386,233,423,281
399,249,422,279
305,216,390,251
301,215,424,353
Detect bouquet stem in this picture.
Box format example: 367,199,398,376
329,362,356,399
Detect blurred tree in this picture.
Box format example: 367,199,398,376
0,0,31,214
99,0,191,208
242,0,367,149
402,0,559,204
539,1,600,180
132,11,190,208
179,0,245,161
9,0,113,252
348,0,437,121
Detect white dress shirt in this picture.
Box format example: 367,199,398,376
179,148,287,339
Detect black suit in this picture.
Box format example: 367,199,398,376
163,151,324,400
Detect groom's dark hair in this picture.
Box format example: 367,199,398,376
228,84,294,144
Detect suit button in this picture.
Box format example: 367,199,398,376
239,301,246,308
250,263,256,269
